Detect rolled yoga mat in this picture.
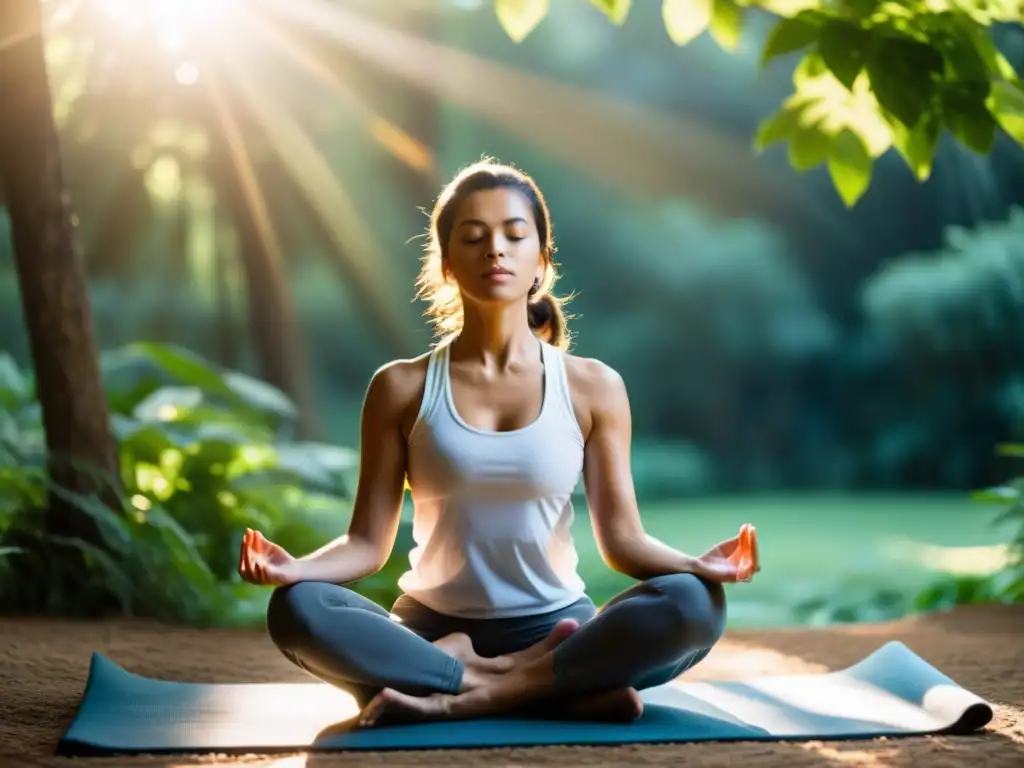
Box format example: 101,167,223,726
58,641,993,755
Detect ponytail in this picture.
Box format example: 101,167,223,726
527,292,571,349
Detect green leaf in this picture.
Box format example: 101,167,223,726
49,534,135,612
757,0,819,17
494,0,549,43
223,372,297,421
943,85,997,153
995,443,1024,458
761,14,822,65
971,485,1020,504
709,0,744,53
46,483,134,554
662,0,711,46
120,342,233,399
988,80,1024,144
891,111,941,182
132,386,205,423
240,442,359,497
753,99,809,152
788,121,834,171
818,20,870,90
827,128,873,207
589,0,632,25
866,36,942,129
793,51,827,86
942,20,1015,81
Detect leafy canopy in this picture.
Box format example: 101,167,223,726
493,0,1024,207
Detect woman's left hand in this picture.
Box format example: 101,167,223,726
688,523,760,584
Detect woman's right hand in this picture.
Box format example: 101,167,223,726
238,528,299,586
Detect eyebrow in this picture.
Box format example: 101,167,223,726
457,217,529,228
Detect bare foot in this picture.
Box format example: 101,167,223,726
359,651,559,726
358,623,592,726
432,619,581,692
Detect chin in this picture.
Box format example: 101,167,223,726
465,282,529,304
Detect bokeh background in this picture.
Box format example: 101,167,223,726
2,0,1023,630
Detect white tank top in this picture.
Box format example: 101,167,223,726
397,340,587,618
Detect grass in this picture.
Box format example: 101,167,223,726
566,493,1012,628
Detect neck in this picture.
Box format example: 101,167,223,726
453,301,538,368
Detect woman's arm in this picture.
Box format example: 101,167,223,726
288,361,418,585
576,360,699,581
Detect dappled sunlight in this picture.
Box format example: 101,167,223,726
657,667,941,734
178,680,359,747
882,538,1014,576
992,702,1024,744
171,753,309,768
801,742,901,766
694,639,830,681
644,637,994,740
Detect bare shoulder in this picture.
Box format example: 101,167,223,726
562,353,629,438
365,352,432,425
563,353,627,402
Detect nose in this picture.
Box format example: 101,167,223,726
485,231,507,259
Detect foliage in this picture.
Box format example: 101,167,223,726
493,0,1024,207
794,444,1023,625
0,342,384,626
863,206,1024,355
968,443,1024,597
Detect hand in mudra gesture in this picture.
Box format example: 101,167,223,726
690,523,760,584
238,528,298,586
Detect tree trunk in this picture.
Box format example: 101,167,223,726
201,70,321,440
0,1,121,542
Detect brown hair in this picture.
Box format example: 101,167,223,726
416,159,573,349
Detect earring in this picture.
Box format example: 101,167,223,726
529,277,541,296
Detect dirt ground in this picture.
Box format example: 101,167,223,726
1,604,1022,768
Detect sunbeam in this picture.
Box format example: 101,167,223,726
208,36,421,356
242,12,436,178
256,0,848,240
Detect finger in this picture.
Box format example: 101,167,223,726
246,537,258,581
241,531,253,580
751,525,761,572
737,526,751,576
237,532,247,578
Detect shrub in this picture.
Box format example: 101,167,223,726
0,342,393,627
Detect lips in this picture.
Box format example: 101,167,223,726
483,268,514,277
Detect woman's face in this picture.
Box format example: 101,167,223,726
444,188,544,306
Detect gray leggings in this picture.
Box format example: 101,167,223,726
266,573,726,707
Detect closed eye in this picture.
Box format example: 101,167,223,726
461,235,526,244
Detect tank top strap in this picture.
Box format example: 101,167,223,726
541,343,583,446
411,343,448,433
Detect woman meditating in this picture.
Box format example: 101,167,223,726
237,160,760,726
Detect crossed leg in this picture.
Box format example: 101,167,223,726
265,582,584,711
358,573,727,724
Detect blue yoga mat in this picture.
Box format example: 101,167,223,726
57,641,992,755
